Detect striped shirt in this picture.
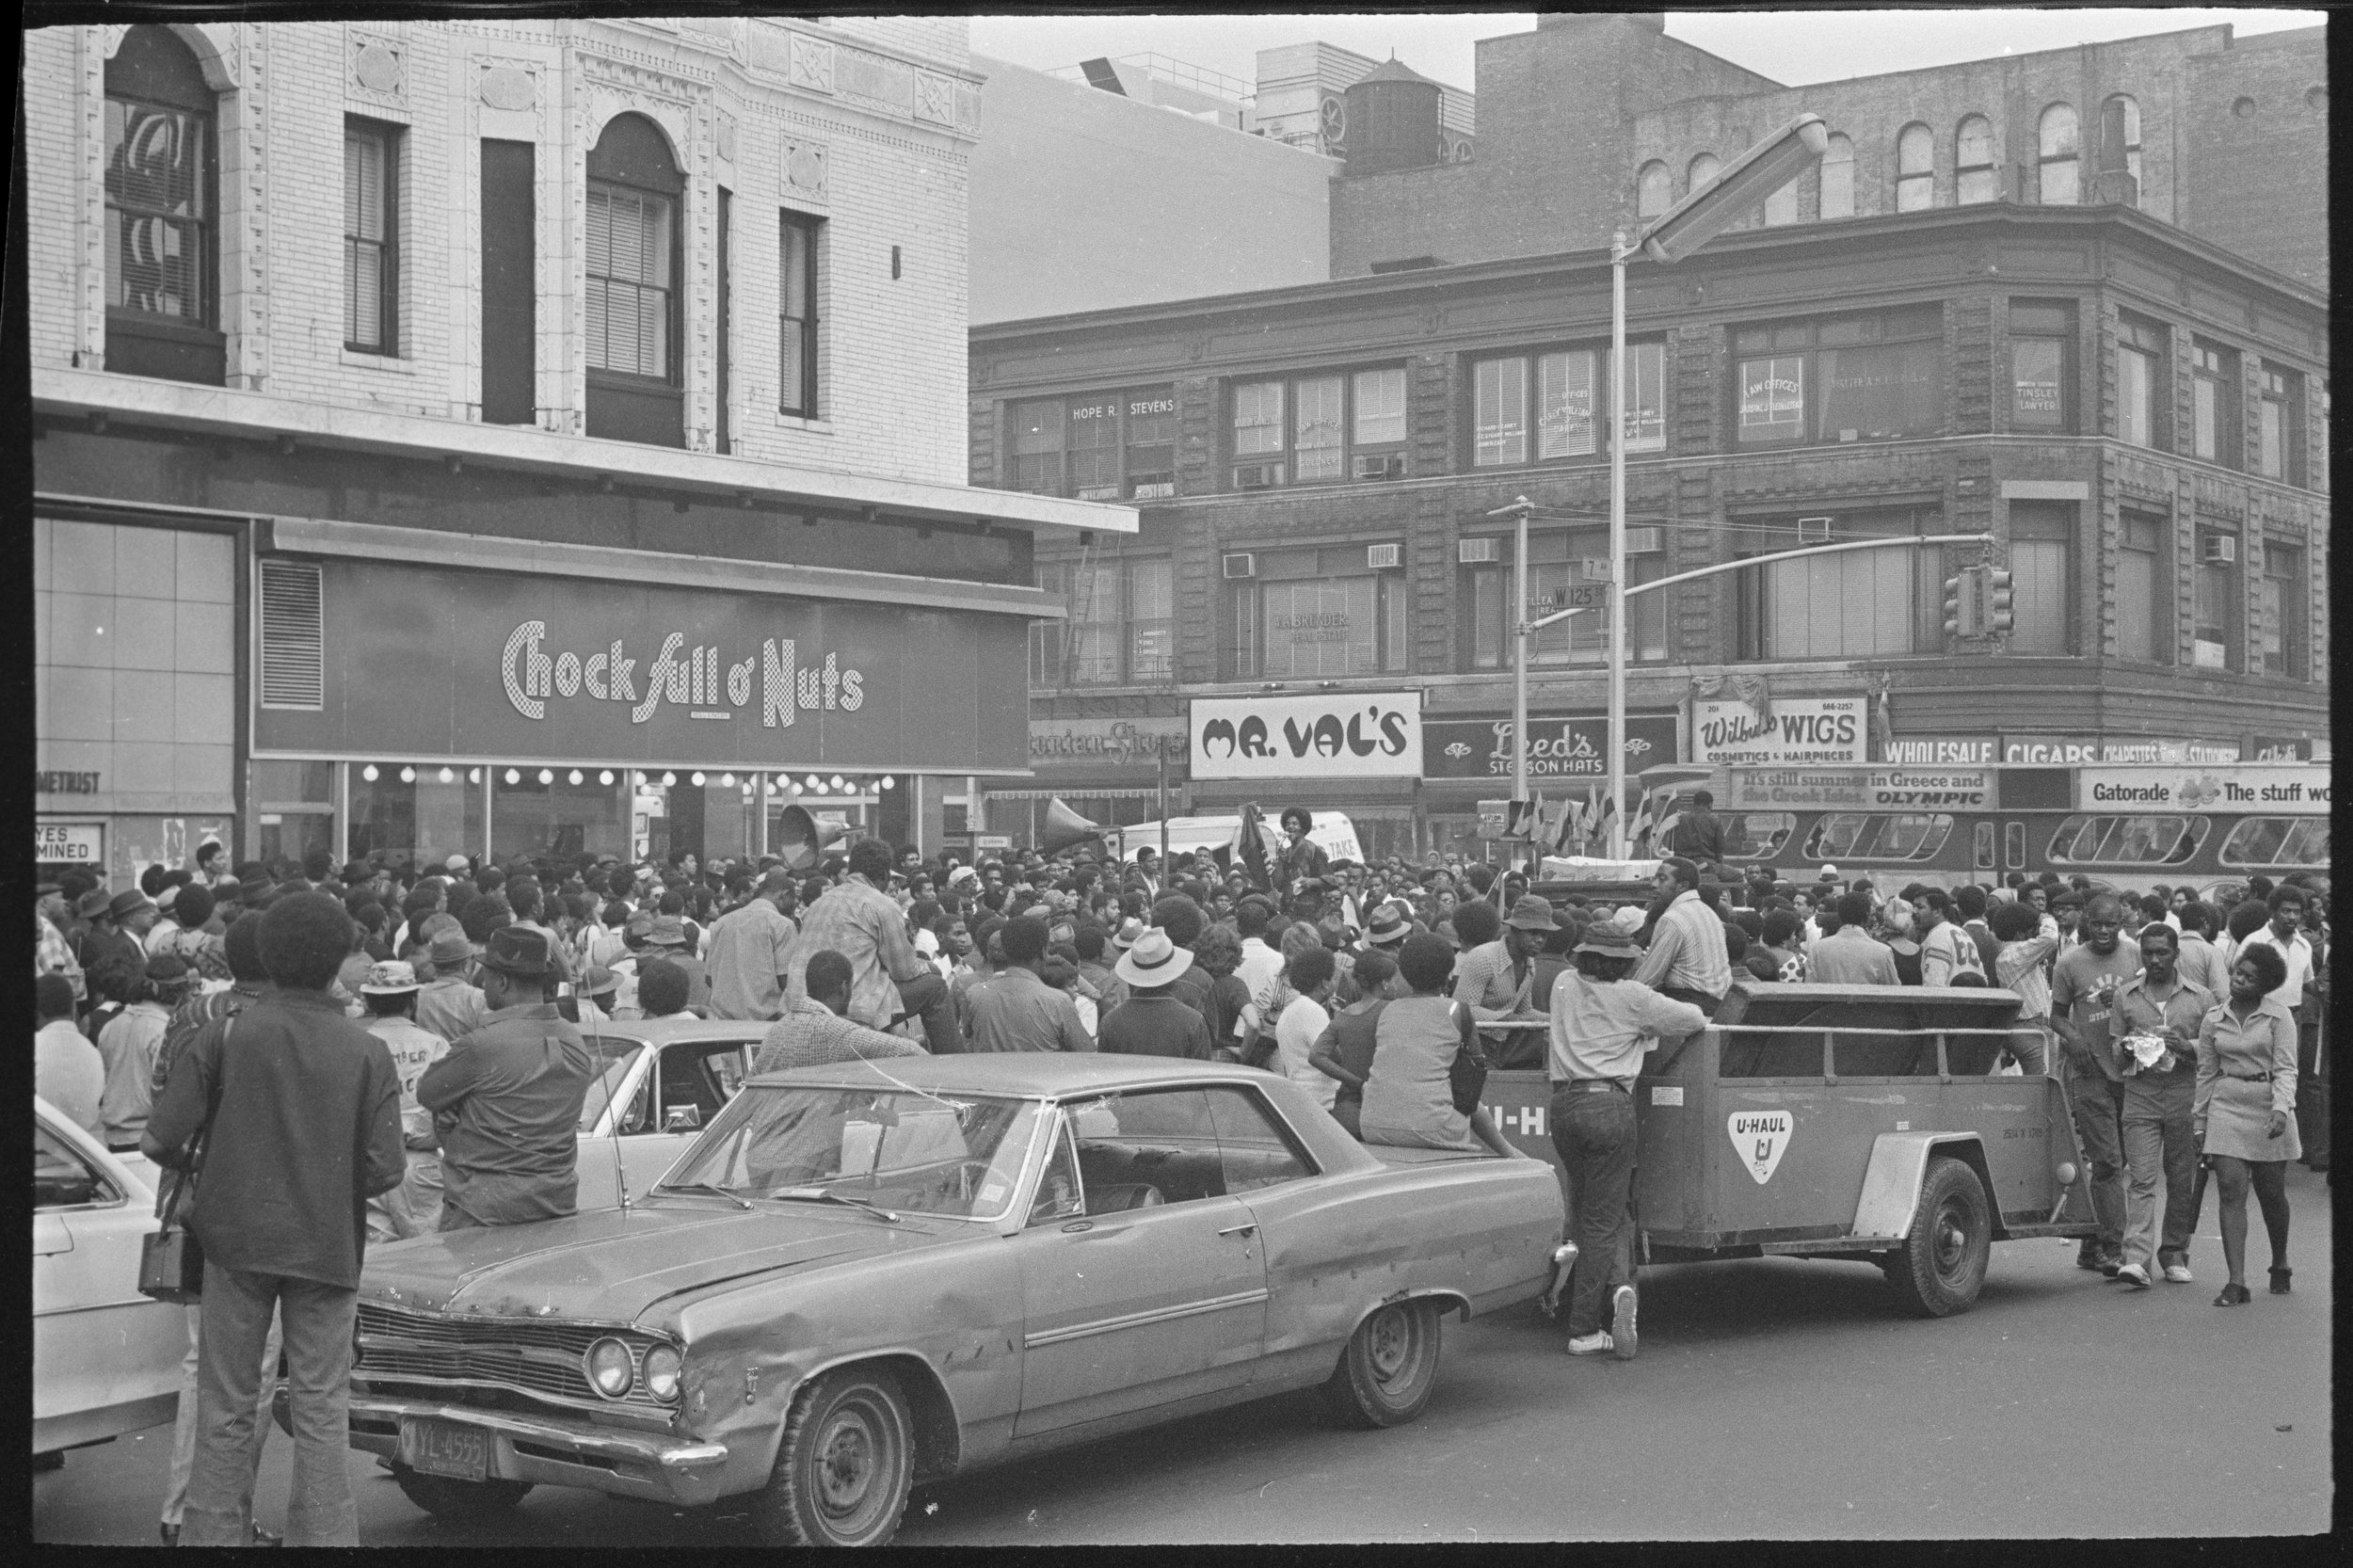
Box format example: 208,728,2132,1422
1630,890,1733,1000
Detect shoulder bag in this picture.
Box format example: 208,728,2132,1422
1448,1001,1490,1116
137,1017,230,1304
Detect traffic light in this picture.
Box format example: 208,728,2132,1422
1982,568,2014,634
1942,569,1979,638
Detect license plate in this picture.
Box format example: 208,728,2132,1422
406,1419,488,1482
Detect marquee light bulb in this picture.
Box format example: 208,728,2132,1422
880,776,895,791
600,771,615,787
400,766,417,784
469,768,482,784
663,772,677,787
691,771,707,787
830,775,844,790
504,769,520,785
806,775,820,789
568,770,584,786
439,767,454,784
361,764,380,782
537,769,553,785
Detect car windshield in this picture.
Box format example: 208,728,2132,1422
664,1085,1042,1222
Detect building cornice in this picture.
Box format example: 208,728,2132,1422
33,366,1135,537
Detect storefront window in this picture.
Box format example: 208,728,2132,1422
349,761,485,869
251,759,336,869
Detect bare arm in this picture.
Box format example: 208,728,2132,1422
1308,1017,1358,1087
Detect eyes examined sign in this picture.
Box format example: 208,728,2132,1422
252,559,1029,772
1189,692,1423,781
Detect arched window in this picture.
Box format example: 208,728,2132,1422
1636,160,1672,218
1956,115,1995,203
1895,123,1934,211
584,113,684,447
2098,94,2141,205
2037,103,2079,204
1762,173,1799,226
1688,152,1721,193
1818,133,1855,218
104,25,222,383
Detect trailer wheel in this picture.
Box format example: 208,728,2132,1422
1882,1155,1991,1318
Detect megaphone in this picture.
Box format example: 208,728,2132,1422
773,804,852,872
1039,797,1106,856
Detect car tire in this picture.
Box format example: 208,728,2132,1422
1883,1155,1992,1318
1320,1298,1444,1429
757,1366,914,1547
391,1464,534,1521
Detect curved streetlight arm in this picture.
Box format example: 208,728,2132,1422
1624,533,1993,598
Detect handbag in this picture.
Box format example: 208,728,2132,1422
1448,1002,1490,1117
137,1017,229,1304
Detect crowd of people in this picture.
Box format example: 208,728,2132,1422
28,816,2328,1543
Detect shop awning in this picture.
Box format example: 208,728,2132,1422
33,366,1136,540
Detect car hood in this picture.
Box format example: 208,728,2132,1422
360,1201,933,1324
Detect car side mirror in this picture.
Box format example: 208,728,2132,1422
664,1105,701,1133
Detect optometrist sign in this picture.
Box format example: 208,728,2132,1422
251,558,1029,772
1188,692,1422,781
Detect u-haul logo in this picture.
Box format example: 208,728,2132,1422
1728,1111,1793,1185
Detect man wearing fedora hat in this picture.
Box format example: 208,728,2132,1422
76,887,154,988
1098,930,1213,1059
639,909,712,1014
417,926,598,1230
1549,911,1707,1361
358,961,450,1240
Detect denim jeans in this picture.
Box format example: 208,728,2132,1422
1549,1084,1639,1337
161,1303,280,1528
892,968,962,1054
180,1263,360,1547
2120,1066,2198,1272
2067,1070,2126,1253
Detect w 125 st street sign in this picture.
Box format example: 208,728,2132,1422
1188,693,1422,781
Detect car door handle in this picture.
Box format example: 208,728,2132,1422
1060,1220,1093,1233
1216,1223,1257,1239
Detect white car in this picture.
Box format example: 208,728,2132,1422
34,1096,184,1457
570,1018,768,1212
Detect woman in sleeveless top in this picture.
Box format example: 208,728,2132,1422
1357,933,1518,1157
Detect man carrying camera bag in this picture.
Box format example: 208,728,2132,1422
143,892,406,1547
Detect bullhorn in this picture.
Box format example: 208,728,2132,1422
772,803,853,872
1039,797,1107,855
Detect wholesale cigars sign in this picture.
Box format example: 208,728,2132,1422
1189,692,1422,781
254,559,1028,773
1423,713,1679,780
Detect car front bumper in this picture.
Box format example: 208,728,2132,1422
279,1387,732,1507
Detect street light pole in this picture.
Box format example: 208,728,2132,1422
1488,496,1536,865
1608,232,1629,859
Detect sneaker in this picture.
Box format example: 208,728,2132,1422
2161,1256,2193,1284
1610,1285,1639,1359
1565,1331,1615,1356
2116,1263,2152,1289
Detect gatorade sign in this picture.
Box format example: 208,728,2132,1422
1728,1110,1793,1184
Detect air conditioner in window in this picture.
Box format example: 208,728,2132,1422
1366,543,1401,569
1798,516,1833,543
1625,527,1666,555
2201,535,2237,565
1222,552,1257,580
1458,537,1499,564
1233,463,1284,490
2191,638,2229,668
1354,452,1406,481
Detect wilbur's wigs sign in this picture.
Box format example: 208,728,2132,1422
1188,693,1423,782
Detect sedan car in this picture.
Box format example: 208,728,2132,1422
316,1056,1564,1544
35,1096,185,1458
570,1017,766,1212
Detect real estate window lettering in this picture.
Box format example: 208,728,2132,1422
1734,307,1943,448
1230,546,1406,680
1010,387,1177,500
1473,344,1663,466
2009,302,2073,430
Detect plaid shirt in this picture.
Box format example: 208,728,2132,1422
37,912,84,1002
783,876,930,1031
756,995,925,1073
1451,939,1531,1019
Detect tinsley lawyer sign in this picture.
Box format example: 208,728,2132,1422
1188,693,1423,781
252,559,1028,772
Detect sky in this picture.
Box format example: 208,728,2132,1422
968,10,2326,94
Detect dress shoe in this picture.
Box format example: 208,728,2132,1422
2099,1256,2122,1277
2162,1262,2194,1284
2268,1267,2293,1295
2212,1282,2252,1306
2115,1263,2152,1289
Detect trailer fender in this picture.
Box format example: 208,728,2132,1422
1850,1133,1994,1245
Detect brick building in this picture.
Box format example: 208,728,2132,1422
972,202,2328,859
1329,14,2328,294
28,16,1131,885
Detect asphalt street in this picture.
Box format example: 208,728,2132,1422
35,1165,2330,1544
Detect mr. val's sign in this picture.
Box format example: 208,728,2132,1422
1727,767,1995,812
1188,692,1422,781
1693,696,1866,767
253,559,1029,773
1422,712,1679,781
